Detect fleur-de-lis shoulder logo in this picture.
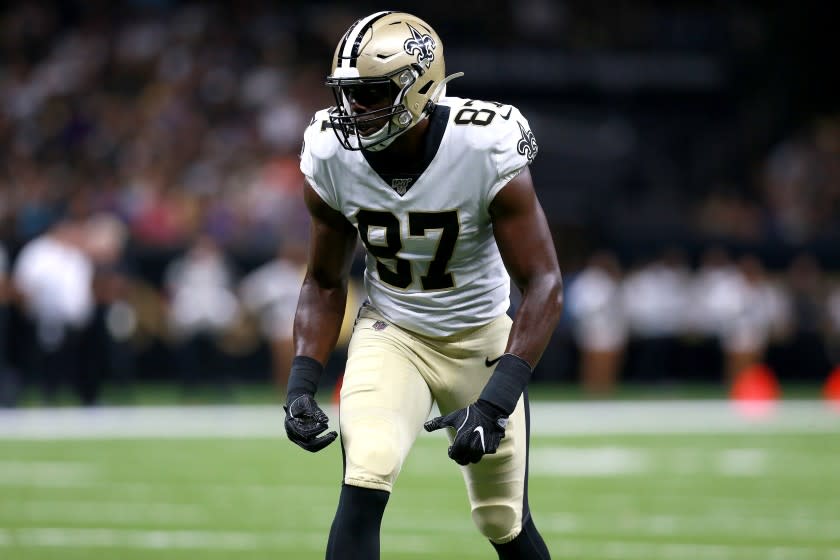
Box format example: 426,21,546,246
516,122,539,163
403,23,436,69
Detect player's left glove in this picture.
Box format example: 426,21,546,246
423,400,508,465
424,353,533,465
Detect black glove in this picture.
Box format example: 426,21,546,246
424,400,508,465
284,394,338,452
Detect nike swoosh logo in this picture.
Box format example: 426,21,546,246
500,108,513,120
485,356,502,367
473,426,486,452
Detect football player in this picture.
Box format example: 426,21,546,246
284,11,562,560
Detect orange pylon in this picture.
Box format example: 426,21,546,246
823,366,840,412
730,363,780,418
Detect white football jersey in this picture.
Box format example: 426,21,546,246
300,97,538,337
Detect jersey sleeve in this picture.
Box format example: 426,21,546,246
299,111,341,211
487,105,539,203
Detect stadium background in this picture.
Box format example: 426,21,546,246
2,2,840,560
3,0,840,404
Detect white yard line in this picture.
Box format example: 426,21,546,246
0,500,208,524
0,477,337,501
387,509,840,542
0,528,834,559
7,484,835,544
550,539,837,560
538,511,840,541
529,446,649,476
574,491,840,513
529,446,772,477
0,527,432,554
4,527,296,551
5,503,837,545
0,400,838,439
0,460,101,485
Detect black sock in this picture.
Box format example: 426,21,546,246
491,516,551,560
325,484,390,560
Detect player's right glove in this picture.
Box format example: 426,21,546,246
284,394,337,452
284,356,337,453
423,400,508,465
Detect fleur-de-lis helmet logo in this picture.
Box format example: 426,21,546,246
516,122,539,163
403,23,436,69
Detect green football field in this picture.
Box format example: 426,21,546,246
1,402,839,560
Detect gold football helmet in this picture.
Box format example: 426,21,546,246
326,11,463,151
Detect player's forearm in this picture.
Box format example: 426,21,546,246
293,275,349,366
505,271,564,367
478,272,562,415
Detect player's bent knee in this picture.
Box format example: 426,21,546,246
472,504,520,543
345,436,402,490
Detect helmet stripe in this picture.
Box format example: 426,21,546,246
340,10,393,68
336,21,360,68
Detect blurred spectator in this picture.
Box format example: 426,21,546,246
761,117,840,242
621,248,691,383
685,247,743,380
780,253,831,380
12,218,95,404
239,242,306,394
0,241,16,406
827,280,840,368
693,187,764,241
85,213,137,400
720,255,791,383
566,251,627,395
164,233,239,395
689,248,743,335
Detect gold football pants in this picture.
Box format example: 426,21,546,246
339,305,528,543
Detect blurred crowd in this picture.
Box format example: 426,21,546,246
0,217,361,406
692,116,840,243
1,1,338,253
1,1,839,404
562,247,840,395
5,224,839,404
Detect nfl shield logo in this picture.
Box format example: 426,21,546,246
391,178,413,196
